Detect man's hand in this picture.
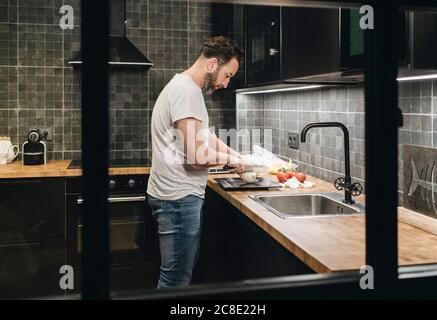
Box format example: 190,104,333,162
226,162,245,174
226,154,246,174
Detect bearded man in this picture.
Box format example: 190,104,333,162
147,36,245,288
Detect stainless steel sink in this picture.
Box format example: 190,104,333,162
250,193,364,218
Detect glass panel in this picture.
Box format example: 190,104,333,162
0,0,368,298
6,0,437,300
0,0,71,298
235,3,366,283
397,9,437,275
349,9,364,57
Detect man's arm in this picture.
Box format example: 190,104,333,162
208,133,241,161
207,133,245,173
175,118,243,169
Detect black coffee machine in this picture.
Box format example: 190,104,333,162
22,129,48,165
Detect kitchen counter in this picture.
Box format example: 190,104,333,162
3,161,437,274
207,173,437,273
0,160,151,178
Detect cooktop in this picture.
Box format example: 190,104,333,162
68,159,151,169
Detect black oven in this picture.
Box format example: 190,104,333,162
66,174,159,292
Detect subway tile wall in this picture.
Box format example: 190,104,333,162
237,80,437,198
0,0,235,161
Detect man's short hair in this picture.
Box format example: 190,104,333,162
199,36,244,65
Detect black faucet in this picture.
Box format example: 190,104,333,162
300,122,362,204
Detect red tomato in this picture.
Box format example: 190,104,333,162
276,171,288,183
295,172,306,183
285,171,295,180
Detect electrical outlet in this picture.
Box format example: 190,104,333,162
288,132,299,149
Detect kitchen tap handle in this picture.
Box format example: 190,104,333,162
334,177,345,191
351,182,363,196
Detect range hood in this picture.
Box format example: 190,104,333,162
283,68,437,85
69,0,153,69
284,70,364,85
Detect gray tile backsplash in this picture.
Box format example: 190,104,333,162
0,0,234,161
0,23,17,65
237,80,437,199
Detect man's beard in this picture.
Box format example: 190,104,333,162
202,70,222,95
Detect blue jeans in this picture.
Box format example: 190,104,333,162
148,194,205,288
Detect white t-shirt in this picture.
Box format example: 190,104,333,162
147,73,210,200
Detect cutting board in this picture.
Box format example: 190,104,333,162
214,177,282,191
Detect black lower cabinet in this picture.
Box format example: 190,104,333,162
0,239,65,299
66,261,160,296
0,175,313,298
192,188,314,285
0,178,66,299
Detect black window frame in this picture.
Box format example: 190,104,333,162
79,0,437,300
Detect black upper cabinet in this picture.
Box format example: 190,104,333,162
340,9,437,71
212,3,233,40
282,7,340,79
340,8,409,70
230,6,340,86
212,3,246,89
410,11,437,69
245,6,281,86
211,5,340,87
212,6,437,88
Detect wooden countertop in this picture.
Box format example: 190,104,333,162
3,161,437,273
207,173,437,273
0,160,151,178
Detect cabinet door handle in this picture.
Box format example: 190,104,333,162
269,48,280,56
77,196,146,205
